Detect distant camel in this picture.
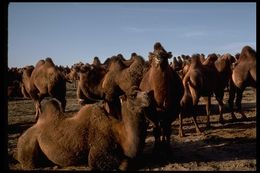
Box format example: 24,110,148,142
21,58,66,120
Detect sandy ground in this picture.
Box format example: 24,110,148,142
7,83,256,171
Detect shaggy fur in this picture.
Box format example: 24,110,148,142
17,88,152,171
102,54,146,101
21,58,67,120
140,42,184,149
77,54,147,119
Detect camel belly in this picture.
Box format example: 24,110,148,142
37,128,88,166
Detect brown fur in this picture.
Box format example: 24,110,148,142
77,54,146,119
65,68,79,88
77,63,108,105
140,42,184,149
17,88,152,170
228,46,256,119
102,54,146,101
8,67,24,98
21,58,67,120
180,53,225,136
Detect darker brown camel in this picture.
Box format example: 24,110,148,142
140,42,184,149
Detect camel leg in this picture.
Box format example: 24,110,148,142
205,96,211,128
118,159,129,171
34,100,41,121
152,122,161,151
215,90,224,125
34,93,47,121
77,86,87,106
161,120,172,151
236,88,248,120
52,94,66,113
179,113,184,137
228,79,237,121
192,106,202,134
17,127,50,169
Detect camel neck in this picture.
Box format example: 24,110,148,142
116,104,141,158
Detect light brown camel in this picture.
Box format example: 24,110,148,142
21,57,66,120
17,87,152,170
228,46,256,119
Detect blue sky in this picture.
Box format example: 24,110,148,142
8,3,256,68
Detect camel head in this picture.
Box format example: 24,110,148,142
92,56,101,66
203,53,218,66
190,54,202,67
118,86,153,158
149,42,172,68
120,86,152,114
79,63,95,83
38,98,63,122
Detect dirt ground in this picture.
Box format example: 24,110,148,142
7,83,256,171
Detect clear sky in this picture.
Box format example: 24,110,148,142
8,2,256,68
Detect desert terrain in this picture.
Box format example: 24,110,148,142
8,83,256,171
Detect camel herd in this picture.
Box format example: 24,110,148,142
8,43,256,170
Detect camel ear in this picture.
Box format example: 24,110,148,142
119,95,127,104
168,52,173,59
41,98,62,116
148,52,154,57
103,101,110,114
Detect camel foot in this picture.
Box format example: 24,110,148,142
240,115,249,121
219,118,225,125
119,159,128,171
179,131,185,138
153,141,161,153
205,123,211,130
161,141,172,152
230,113,238,122
196,130,204,136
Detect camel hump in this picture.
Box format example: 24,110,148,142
240,46,256,61
35,59,45,68
154,42,164,51
39,98,62,121
45,57,55,66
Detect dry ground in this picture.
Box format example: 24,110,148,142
8,83,256,171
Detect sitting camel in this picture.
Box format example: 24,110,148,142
21,58,67,120
17,87,152,171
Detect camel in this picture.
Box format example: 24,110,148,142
140,42,184,149
77,63,108,105
77,54,147,119
8,67,24,98
65,67,79,88
180,53,225,136
17,87,152,170
21,58,67,120
228,46,256,119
